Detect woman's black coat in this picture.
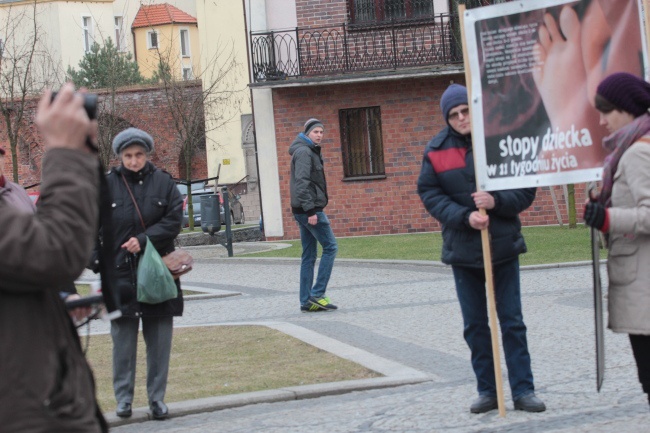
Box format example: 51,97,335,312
100,162,184,317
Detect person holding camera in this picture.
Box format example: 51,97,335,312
0,84,107,432
93,127,183,420
0,145,93,323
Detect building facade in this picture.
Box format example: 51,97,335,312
131,3,200,80
0,0,260,222
247,0,588,240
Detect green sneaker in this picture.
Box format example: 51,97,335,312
308,296,338,310
301,304,325,313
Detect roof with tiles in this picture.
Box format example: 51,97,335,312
132,3,197,29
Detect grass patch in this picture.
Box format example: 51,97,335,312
247,225,605,265
182,289,204,296
77,286,203,297
86,326,380,411
181,223,257,234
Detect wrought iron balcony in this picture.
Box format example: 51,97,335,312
250,13,463,83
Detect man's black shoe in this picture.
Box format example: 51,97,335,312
116,402,132,418
150,401,169,420
470,395,498,414
514,393,546,412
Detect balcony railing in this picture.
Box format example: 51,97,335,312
250,13,463,83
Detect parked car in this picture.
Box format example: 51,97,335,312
222,189,245,225
178,185,245,228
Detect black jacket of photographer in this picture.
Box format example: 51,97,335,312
417,126,536,267
96,161,184,317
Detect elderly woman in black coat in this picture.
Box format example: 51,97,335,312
100,127,183,420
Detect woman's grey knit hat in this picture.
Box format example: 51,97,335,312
112,127,154,156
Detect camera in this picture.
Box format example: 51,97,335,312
51,91,98,120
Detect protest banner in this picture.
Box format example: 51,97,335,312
463,0,647,192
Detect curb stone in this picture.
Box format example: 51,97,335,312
104,321,432,428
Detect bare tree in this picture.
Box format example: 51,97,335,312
151,37,245,230
0,1,62,182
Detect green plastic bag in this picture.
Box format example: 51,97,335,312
137,237,178,304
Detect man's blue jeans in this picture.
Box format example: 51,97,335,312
452,259,535,400
294,212,338,306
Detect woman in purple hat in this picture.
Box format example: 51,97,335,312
584,72,650,407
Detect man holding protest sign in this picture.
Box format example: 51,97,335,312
418,84,545,414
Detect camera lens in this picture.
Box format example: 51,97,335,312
51,91,98,120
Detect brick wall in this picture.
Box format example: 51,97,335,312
0,84,208,189
296,0,348,27
269,74,591,240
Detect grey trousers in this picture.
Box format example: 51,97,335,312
110,315,173,405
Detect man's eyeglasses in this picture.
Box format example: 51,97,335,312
448,107,469,121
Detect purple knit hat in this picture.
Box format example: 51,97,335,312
596,72,650,117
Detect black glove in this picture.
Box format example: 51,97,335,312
584,201,606,230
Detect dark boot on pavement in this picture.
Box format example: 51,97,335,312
514,393,546,412
470,395,498,414
116,402,132,418
150,401,169,420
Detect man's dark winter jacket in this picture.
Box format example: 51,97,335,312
417,126,536,268
101,162,184,317
0,149,107,433
289,133,328,216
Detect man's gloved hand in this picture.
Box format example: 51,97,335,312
584,201,608,231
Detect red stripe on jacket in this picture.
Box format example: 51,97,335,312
427,147,467,173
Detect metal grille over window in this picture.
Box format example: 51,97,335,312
350,0,434,23
354,0,376,22
339,107,385,178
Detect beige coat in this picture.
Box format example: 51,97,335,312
0,149,106,432
607,138,650,335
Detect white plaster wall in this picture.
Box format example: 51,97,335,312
195,0,250,184
245,0,267,32
56,2,115,71
265,0,296,29
252,88,283,237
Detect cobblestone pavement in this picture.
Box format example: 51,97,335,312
91,249,649,432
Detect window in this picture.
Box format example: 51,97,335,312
114,16,125,51
182,67,193,80
349,0,434,24
147,30,158,49
82,16,93,52
339,107,385,178
180,29,190,57
0,38,4,58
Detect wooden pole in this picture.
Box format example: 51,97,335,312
458,4,506,418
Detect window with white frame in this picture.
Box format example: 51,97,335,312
180,29,190,57
147,30,158,49
82,16,93,52
114,16,125,51
182,67,193,80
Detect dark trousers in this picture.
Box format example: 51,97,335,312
452,258,535,400
629,334,650,402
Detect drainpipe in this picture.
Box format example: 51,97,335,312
131,28,137,62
